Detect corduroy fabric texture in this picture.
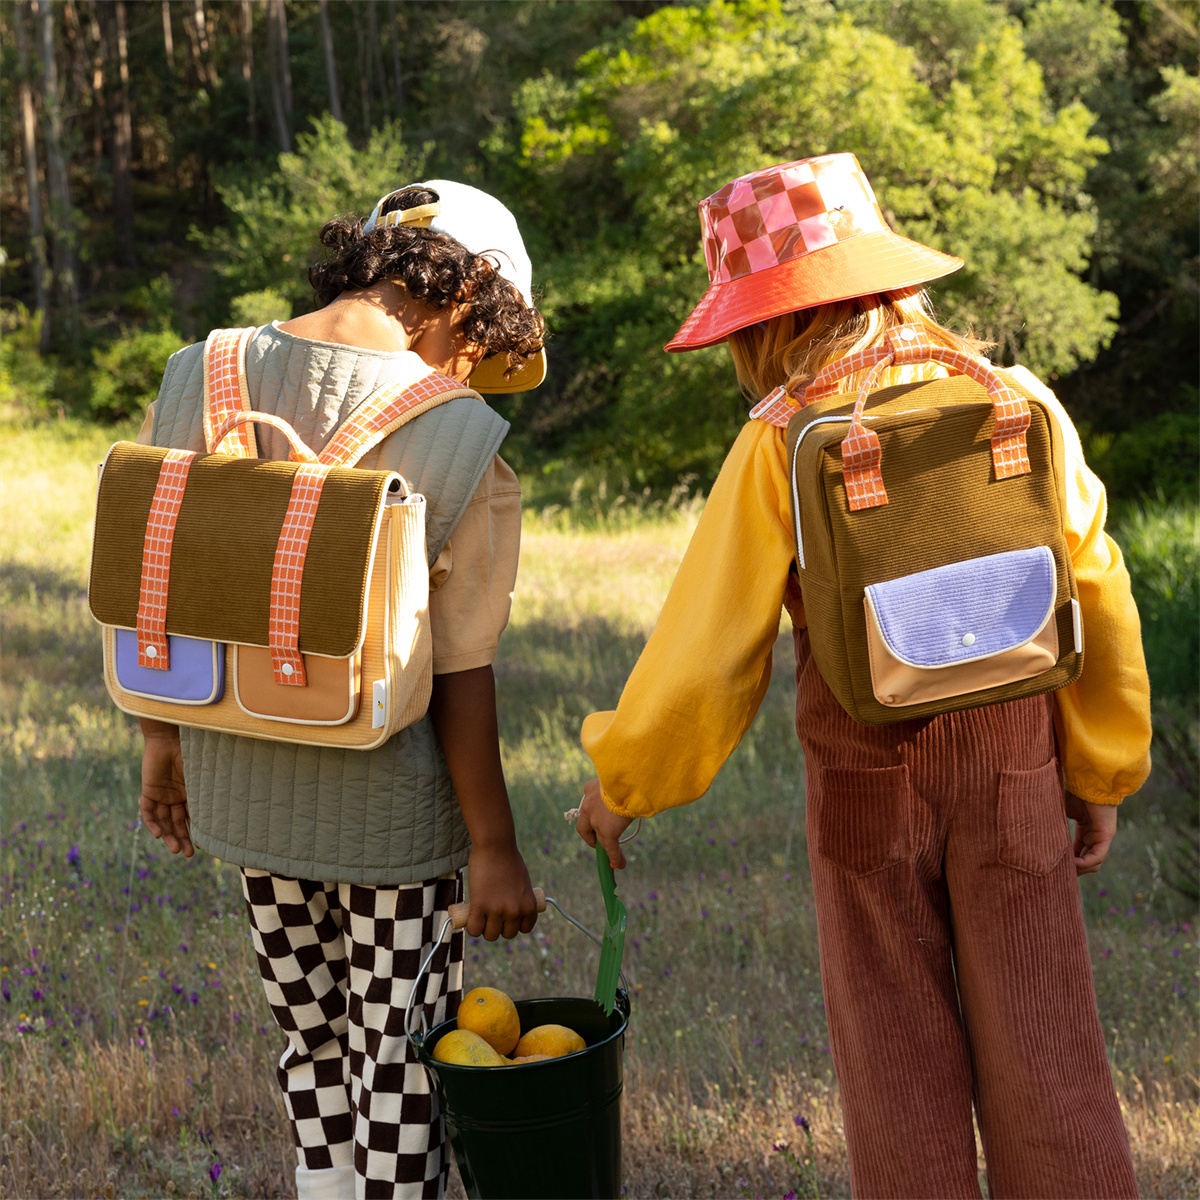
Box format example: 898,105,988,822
787,373,1081,725
791,598,1137,1199
90,444,389,656
149,325,507,884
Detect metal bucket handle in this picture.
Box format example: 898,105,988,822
404,892,631,1046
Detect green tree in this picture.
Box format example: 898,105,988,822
194,115,428,321
500,0,1118,493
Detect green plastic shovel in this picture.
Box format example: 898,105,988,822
593,844,628,1016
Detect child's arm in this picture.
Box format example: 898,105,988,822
582,420,795,819
429,665,540,941
1003,367,1153,807
138,717,193,857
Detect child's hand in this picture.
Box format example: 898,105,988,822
464,843,539,941
138,720,193,858
1065,792,1118,875
575,778,634,869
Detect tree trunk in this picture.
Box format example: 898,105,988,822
357,20,370,135
112,0,135,267
368,1,388,118
317,0,344,123
240,0,256,143
266,0,291,151
387,0,403,115
161,0,175,71
36,0,79,336
15,0,50,350
276,0,293,123
185,0,217,89
84,1,108,171
60,3,92,152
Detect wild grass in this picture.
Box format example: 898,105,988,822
1,422,1197,1198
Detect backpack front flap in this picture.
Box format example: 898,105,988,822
787,372,1082,725
88,439,412,738
90,440,395,656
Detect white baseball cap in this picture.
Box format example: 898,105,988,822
363,179,546,393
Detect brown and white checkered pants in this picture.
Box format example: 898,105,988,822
241,868,464,1200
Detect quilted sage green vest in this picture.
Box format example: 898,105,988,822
150,323,510,884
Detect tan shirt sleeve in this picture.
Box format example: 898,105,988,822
428,454,521,675
135,402,156,446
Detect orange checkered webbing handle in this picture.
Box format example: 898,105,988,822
213,411,320,463
267,463,333,686
319,370,469,467
802,325,1032,512
135,449,197,669
202,328,257,457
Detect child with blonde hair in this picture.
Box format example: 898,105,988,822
575,154,1150,1197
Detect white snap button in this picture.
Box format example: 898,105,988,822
145,645,157,658
961,632,976,647
898,327,916,341
282,662,294,676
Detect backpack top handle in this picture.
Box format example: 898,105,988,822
801,324,1033,512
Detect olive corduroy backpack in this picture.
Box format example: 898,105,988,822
88,327,479,749
758,323,1084,726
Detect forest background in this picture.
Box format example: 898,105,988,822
0,1,1197,1196
1,0,1197,500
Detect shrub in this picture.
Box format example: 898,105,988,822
88,327,186,423
1111,501,1199,900
1089,406,1200,503
0,305,57,417
1114,502,1200,704
229,289,292,327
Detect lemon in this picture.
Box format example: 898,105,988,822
433,1028,509,1067
457,986,521,1056
512,1053,555,1064
513,1024,586,1059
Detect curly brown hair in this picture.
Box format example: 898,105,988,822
307,187,545,377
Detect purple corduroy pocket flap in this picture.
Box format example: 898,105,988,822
114,629,225,704
865,546,1056,668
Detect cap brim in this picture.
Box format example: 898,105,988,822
666,230,964,352
469,347,547,394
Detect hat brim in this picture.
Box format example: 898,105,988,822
469,347,547,394
666,230,964,352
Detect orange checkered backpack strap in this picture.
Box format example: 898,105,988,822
202,327,257,457
134,448,199,670
799,324,1032,511
318,369,476,467
211,407,328,687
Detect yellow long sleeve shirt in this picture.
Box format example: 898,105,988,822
582,365,1152,816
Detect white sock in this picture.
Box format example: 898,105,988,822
295,1164,356,1200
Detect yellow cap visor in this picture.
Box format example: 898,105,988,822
468,347,547,394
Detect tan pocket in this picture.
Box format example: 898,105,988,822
233,645,361,724
865,597,1058,708
997,757,1069,875
814,764,910,875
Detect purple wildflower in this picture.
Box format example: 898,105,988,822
795,1114,810,1130
208,1161,222,1182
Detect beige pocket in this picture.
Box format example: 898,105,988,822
814,764,911,875
865,596,1058,708
997,757,1069,875
233,645,361,724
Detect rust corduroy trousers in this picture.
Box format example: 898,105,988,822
793,626,1138,1199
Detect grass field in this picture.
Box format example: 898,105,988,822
1,420,1197,1199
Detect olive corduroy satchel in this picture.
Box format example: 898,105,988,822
88,327,478,749
767,324,1084,726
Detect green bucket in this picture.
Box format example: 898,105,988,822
413,991,630,1200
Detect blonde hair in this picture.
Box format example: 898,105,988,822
727,288,992,401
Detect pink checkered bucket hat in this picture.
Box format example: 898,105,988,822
666,153,964,352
